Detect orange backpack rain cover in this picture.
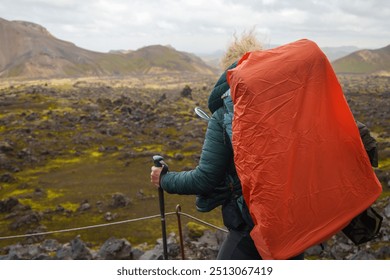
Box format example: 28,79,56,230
227,39,382,260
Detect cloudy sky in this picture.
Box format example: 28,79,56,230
1,0,389,54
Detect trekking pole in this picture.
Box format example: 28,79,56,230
153,155,169,260
175,204,185,260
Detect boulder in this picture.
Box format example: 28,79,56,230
0,197,20,213
97,237,132,260
9,211,42,230
56,236,93,260
110,193,131,208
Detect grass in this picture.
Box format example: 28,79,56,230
378,158,390,169
0,151,223,247
0,78,217,248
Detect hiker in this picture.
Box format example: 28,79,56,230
150,31,304,260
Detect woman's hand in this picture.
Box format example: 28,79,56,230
150,166,163,187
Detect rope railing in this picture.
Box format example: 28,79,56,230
0,206,228,241
178,212,228,232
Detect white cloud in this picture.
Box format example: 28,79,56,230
1,0,389,53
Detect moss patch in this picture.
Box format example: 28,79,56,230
185,221,209,239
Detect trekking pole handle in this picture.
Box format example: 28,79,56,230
153,155,169,175
153,155,165,167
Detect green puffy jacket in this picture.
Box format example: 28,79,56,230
160,106,241,211
160,63,241,212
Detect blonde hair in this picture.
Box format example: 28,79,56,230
220,29,263,70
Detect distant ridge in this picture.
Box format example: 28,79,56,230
331,44,390,75
0,18,217,79
320,46,360,62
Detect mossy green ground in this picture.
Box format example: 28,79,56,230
0,152,223,246
0,79,224,248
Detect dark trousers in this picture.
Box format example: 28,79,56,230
217,229,304,260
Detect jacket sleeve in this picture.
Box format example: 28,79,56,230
160,108,231,195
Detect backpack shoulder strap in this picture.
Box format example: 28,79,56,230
222,89,234,142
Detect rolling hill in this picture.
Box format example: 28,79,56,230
0,18,217,79
320,46,360,62
332,44,390,75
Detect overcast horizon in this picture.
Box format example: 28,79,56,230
1,0,389,54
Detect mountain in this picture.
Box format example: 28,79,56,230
124,45,216,74
331,44,390,75
320,46,360,62
197,50,224,69
0,18,217,79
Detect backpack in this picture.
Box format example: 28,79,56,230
224,92,383,246
224,39,383,259
341,121,383,245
